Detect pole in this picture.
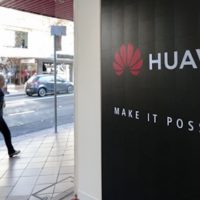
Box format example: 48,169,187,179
51,26,66,133
54,36,57,133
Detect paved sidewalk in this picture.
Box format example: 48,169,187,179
0,124,74,200
6,84,25,96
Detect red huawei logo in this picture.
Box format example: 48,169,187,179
113,43,143,76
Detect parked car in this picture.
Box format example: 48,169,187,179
25,74,74,97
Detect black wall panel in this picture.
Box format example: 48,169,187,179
101,0,200,199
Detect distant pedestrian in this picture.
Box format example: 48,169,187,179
71,194,79,200
0,74,20,158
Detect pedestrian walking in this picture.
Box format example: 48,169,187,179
0,74,20,158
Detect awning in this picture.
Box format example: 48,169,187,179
0,0,73,21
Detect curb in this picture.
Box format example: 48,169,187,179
5,93,25,97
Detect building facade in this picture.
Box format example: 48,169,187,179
0,6,74,85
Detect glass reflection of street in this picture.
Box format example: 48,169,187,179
0,3,74,199
1,94,74,139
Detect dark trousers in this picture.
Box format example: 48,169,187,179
0,116,15,155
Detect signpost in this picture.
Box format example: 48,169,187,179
51,25,66,133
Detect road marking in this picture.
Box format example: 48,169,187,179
38,94,73,100
9,110,35,116
6,102,26,108
6,94,74,104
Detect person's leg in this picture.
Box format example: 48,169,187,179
0,116,15,155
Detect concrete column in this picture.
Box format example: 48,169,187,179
74,0,101,199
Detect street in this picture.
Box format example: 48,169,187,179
0,94,74,139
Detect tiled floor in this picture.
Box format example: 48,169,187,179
0,124,74,200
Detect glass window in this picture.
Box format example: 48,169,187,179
15,31,28,48
2,30,28,48
39,76,53,82
27,75,38,83
57,76,65,82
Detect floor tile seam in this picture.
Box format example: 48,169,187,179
54,154,74,185
11,133,51,148
6,152,44,197
8,181,37,199
9,129,72,151
51,159,66,197
34,143,55,187
8,170,39,196
30,180,54,199
0,168,9,180
2,126,74,198
21,162,44,177
0,185,13,198
5,176,23,198
29,135,51,159
32,184,55,195
8,173,45,199
35,181,60,199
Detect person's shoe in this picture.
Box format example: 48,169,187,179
9,150,21,158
